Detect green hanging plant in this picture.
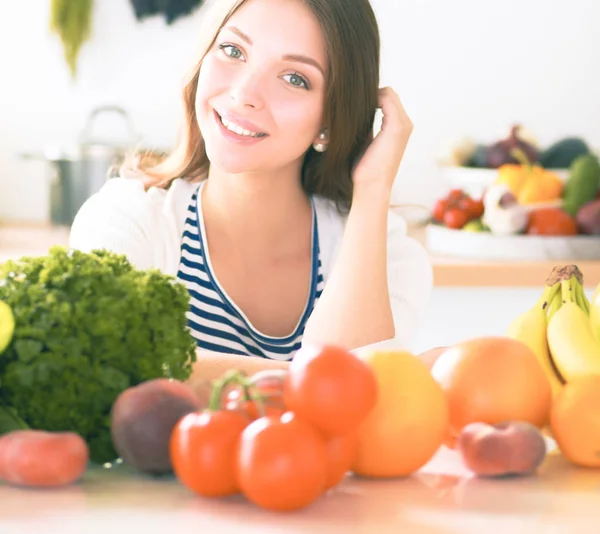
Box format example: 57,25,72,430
50,0,94,79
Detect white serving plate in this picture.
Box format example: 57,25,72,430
439,165,569,198
426,224,600,261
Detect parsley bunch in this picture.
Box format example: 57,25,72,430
0,247,197,463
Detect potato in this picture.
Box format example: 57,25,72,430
457,421,547,477
111,378,204,474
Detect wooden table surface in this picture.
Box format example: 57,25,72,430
1,222,599,288
0,445,597,533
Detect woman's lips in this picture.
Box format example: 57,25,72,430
214,110,268,144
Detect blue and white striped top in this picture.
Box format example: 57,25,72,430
176,183,324,360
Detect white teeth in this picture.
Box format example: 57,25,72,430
220,115,263,137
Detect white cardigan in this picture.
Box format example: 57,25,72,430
69,177,433,348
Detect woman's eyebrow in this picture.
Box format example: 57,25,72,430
222,25,253,45
282,54,325,77
221,25,325,77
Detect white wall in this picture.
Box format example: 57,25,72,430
1,0,599,222
409,286,597,353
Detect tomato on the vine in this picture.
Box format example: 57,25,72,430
170,410,248,497
470,199,485,219
447,189,465,203
237,412,328,511
324,432,358,489
432,198,448,223
283,345,378,436
443,208,470,229
225,369,287,420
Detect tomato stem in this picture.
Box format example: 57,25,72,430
209,370,245,411
238,376,267,418
240,379,253,403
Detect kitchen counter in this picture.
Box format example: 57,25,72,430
0,446,597,533
1,222,599,288
0,223,70,264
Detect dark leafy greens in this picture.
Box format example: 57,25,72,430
0,247,196,463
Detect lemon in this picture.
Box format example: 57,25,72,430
0,300,15,354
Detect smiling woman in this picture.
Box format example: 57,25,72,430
68,0,433,385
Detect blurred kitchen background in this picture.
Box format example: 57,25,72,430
0,0,599,352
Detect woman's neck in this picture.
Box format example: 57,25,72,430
201,165,312,254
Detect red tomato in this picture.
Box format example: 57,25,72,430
458,196,484,220
170,410,248,497
432,198,448,223
324,432,358,490
470,199,485,219
443,208,470,229
237,412,328,511
283,345,378,436
225,369,288,420
447,189,466,204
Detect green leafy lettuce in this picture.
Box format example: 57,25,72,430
0,246,197,463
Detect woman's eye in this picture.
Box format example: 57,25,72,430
282,72,309,90
218,44,245,61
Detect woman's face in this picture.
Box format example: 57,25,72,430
195,0,327,176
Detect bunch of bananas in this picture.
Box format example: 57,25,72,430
507,265,600,399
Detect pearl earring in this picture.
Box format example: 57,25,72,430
312,130,328,153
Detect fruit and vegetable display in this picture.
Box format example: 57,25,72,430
1,245,600,513
434,126,600,237
0,247,197,463
443,126,593,171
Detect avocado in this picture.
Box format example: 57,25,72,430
538,137,591,169
562,154,600,217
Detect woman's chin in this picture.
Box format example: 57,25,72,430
206,153,262,175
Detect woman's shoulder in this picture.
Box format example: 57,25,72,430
69,177,197,273
78,175,197,207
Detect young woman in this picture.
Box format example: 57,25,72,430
69,0,433,385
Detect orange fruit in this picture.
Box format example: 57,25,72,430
351,350,448,478
550,375,600,467
430,337,552,445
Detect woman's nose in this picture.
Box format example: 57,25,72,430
228,70,265,110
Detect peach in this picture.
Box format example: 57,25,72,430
457,421,547,477
111,378,205,474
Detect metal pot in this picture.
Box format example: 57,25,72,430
23,106,140,226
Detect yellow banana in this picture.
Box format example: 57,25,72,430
506,282,564,399
590,282,600,342
574,281,591,317
547,277,600,381
545,290,563,323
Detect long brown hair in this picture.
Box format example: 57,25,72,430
129,0,380,213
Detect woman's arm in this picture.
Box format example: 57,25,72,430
303,87,415,350
187,350,290,404
303,186,394,349
190,350,289,382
